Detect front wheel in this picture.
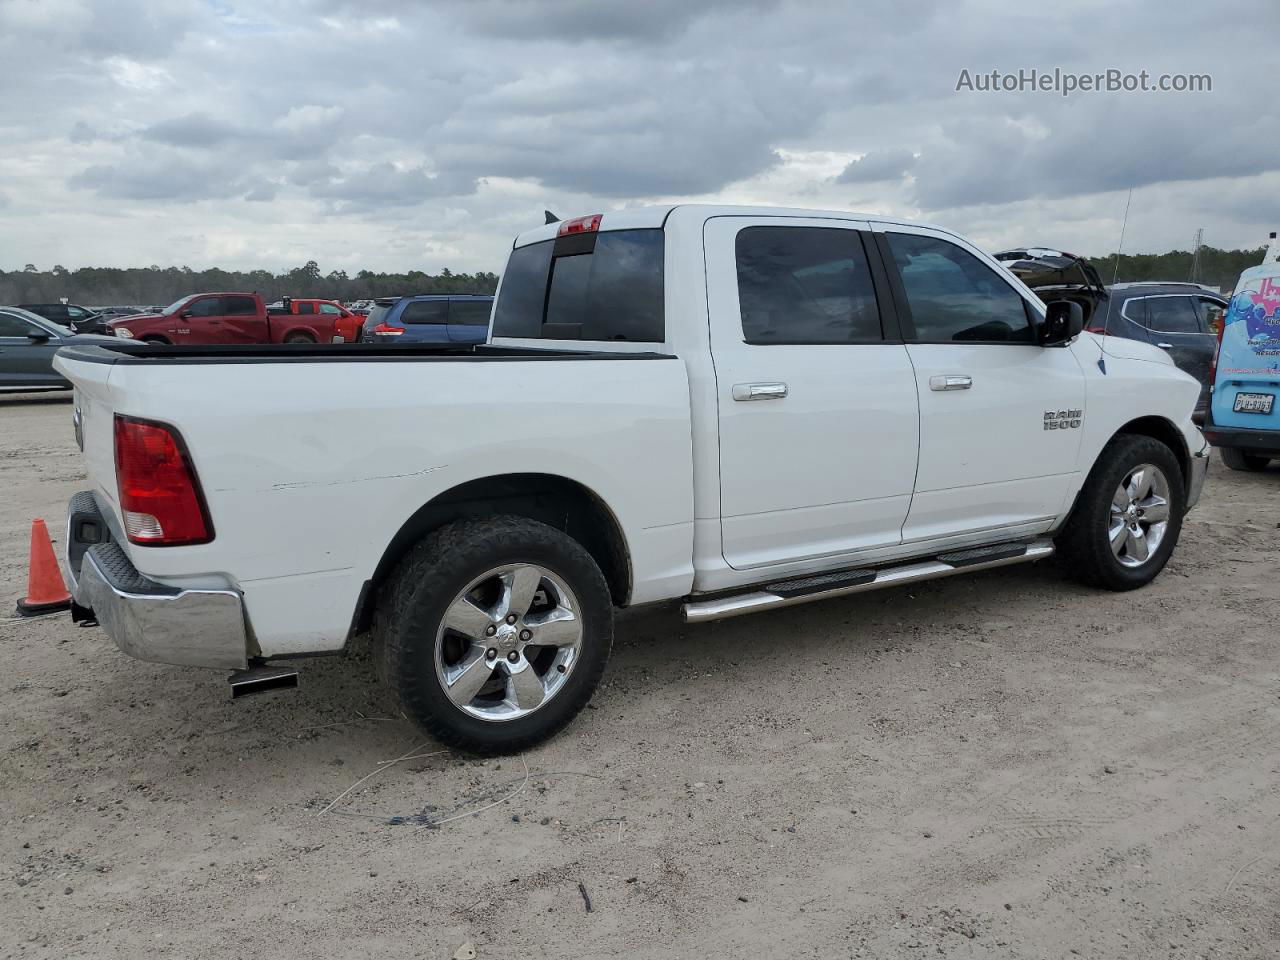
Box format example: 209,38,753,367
1219,447,1271,472
374,516,614,754
283,332,315,344
1056,435,1185,591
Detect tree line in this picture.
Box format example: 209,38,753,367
0,243,1269,308
0,260,498,308
1085,244,1267,293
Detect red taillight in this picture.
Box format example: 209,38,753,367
1209,314,1226,380
557,214,602,237
371,322,404,335
113,415,212,546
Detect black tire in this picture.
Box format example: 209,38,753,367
139,335,169,345
284,332,315,344
373,516,613,755
1056,434,1185,591
1219,447,1271,472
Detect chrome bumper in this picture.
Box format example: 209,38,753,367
67,493,249,670
1186,438,1210,511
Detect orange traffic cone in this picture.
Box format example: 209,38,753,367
16,518,71,617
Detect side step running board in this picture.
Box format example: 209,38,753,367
682,539,1055,623
229,664,299,698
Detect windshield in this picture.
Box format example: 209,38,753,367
161,296,193,316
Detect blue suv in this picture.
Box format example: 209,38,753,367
361,295,493,344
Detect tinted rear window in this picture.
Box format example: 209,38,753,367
366,302,397,327
492,229,664,342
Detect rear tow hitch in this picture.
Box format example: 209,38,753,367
228,664,299,699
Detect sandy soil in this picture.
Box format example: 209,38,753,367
2,391,1278,959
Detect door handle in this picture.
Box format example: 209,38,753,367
1156,342,1173,349
732,382,788,401
929,374,972,392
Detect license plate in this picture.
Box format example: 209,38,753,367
1233,392,1275,415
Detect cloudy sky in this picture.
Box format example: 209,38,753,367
0,0,1275,276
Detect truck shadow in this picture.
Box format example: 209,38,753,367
46,559,1067,814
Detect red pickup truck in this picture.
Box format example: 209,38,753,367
267,297,363,343
108,293,352,345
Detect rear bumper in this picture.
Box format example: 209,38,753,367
1202,421,1280,455
67,492,249,669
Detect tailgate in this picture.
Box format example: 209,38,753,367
53,351,121,524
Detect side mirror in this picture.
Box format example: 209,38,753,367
180,309,193,319
1040,300,1083,346
28,331,52,344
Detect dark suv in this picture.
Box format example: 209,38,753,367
1088,283,1226,422
994,250,1225,422
18,302,105,334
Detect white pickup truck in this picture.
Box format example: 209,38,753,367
55,205,1209,753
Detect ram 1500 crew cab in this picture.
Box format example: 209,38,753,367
55,205,1210,753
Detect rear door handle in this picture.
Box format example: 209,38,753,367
732,382,788,401
929,374,972,392
1156,342,1174,349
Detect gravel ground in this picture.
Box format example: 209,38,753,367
2,391,1278,959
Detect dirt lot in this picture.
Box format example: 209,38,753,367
2,391,1278,960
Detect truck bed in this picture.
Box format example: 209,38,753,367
53,340,695,659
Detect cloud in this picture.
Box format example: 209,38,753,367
440,0,780,42
837,149,917,184
307,163,478,210
273,104,345,133
0,0,1274,276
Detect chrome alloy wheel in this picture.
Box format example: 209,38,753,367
434,564,583,722
1108,463,1172,568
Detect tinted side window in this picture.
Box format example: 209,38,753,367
449,300,492,326
223,296,257,316
319,303,341,315
735,227,881,343
296,302,316,315
1122,296,1149,327
1145,296,1198,334
400,300,449,325
187,297,222,318
0,313,36,337
492,229,664,342
886,233,1033,343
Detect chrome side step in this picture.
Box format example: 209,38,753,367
229,664,299,698
682,539,1055,623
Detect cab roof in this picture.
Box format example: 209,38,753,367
512,204,950,249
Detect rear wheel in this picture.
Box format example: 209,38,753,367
284,332,315,344
1219,447,1271,472
1056,435,1185,591
374,516,613,754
